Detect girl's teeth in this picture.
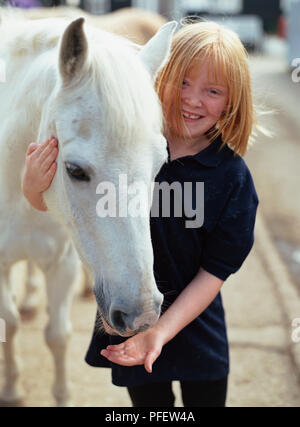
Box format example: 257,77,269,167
183,112,201,119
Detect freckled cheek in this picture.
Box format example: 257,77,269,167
208,100,227,119
214,108,225,119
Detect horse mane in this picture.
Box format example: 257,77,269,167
0,8,162,147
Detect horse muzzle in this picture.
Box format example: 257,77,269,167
108,305,161,336
95,292,163,337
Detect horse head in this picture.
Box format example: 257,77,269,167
39,18,176,336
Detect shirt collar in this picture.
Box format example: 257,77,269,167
192,135,229,167
166,135,229,168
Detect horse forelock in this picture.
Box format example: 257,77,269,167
84,34,163,147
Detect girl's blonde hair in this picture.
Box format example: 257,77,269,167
155,20,255,157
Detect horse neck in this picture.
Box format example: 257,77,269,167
0,50,57,200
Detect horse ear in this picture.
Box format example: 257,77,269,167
138,21,177,80
59,18,88,83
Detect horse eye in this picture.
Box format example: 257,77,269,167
65,162,90,182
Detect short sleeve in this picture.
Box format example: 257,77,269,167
200,163,259,281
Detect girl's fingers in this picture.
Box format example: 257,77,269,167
39,139,58,163
101,349,124,362
106,343,125,352
26,142,38,155
33,137,52,155
33,136,56,158
145,350,160,373
144,354,153,373
41,136,55,148
45,162,57,182
100,349,109,358
41,148,58,171
27,136,56,157
101,350,137,366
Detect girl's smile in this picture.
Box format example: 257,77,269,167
182,110,205,121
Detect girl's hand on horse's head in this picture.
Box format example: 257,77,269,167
24,136,58,193
22,136,58,211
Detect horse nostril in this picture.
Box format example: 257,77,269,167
111,310,127,330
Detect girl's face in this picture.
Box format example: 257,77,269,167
179,60,228,141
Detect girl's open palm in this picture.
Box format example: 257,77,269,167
100,328,165,373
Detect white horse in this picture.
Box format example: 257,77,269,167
19,6,168,307
0,10,176,405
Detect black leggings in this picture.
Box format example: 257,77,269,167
127,377,227,407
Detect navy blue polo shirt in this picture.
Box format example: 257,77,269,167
85,136,259,386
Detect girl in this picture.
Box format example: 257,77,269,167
22,20,259,407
